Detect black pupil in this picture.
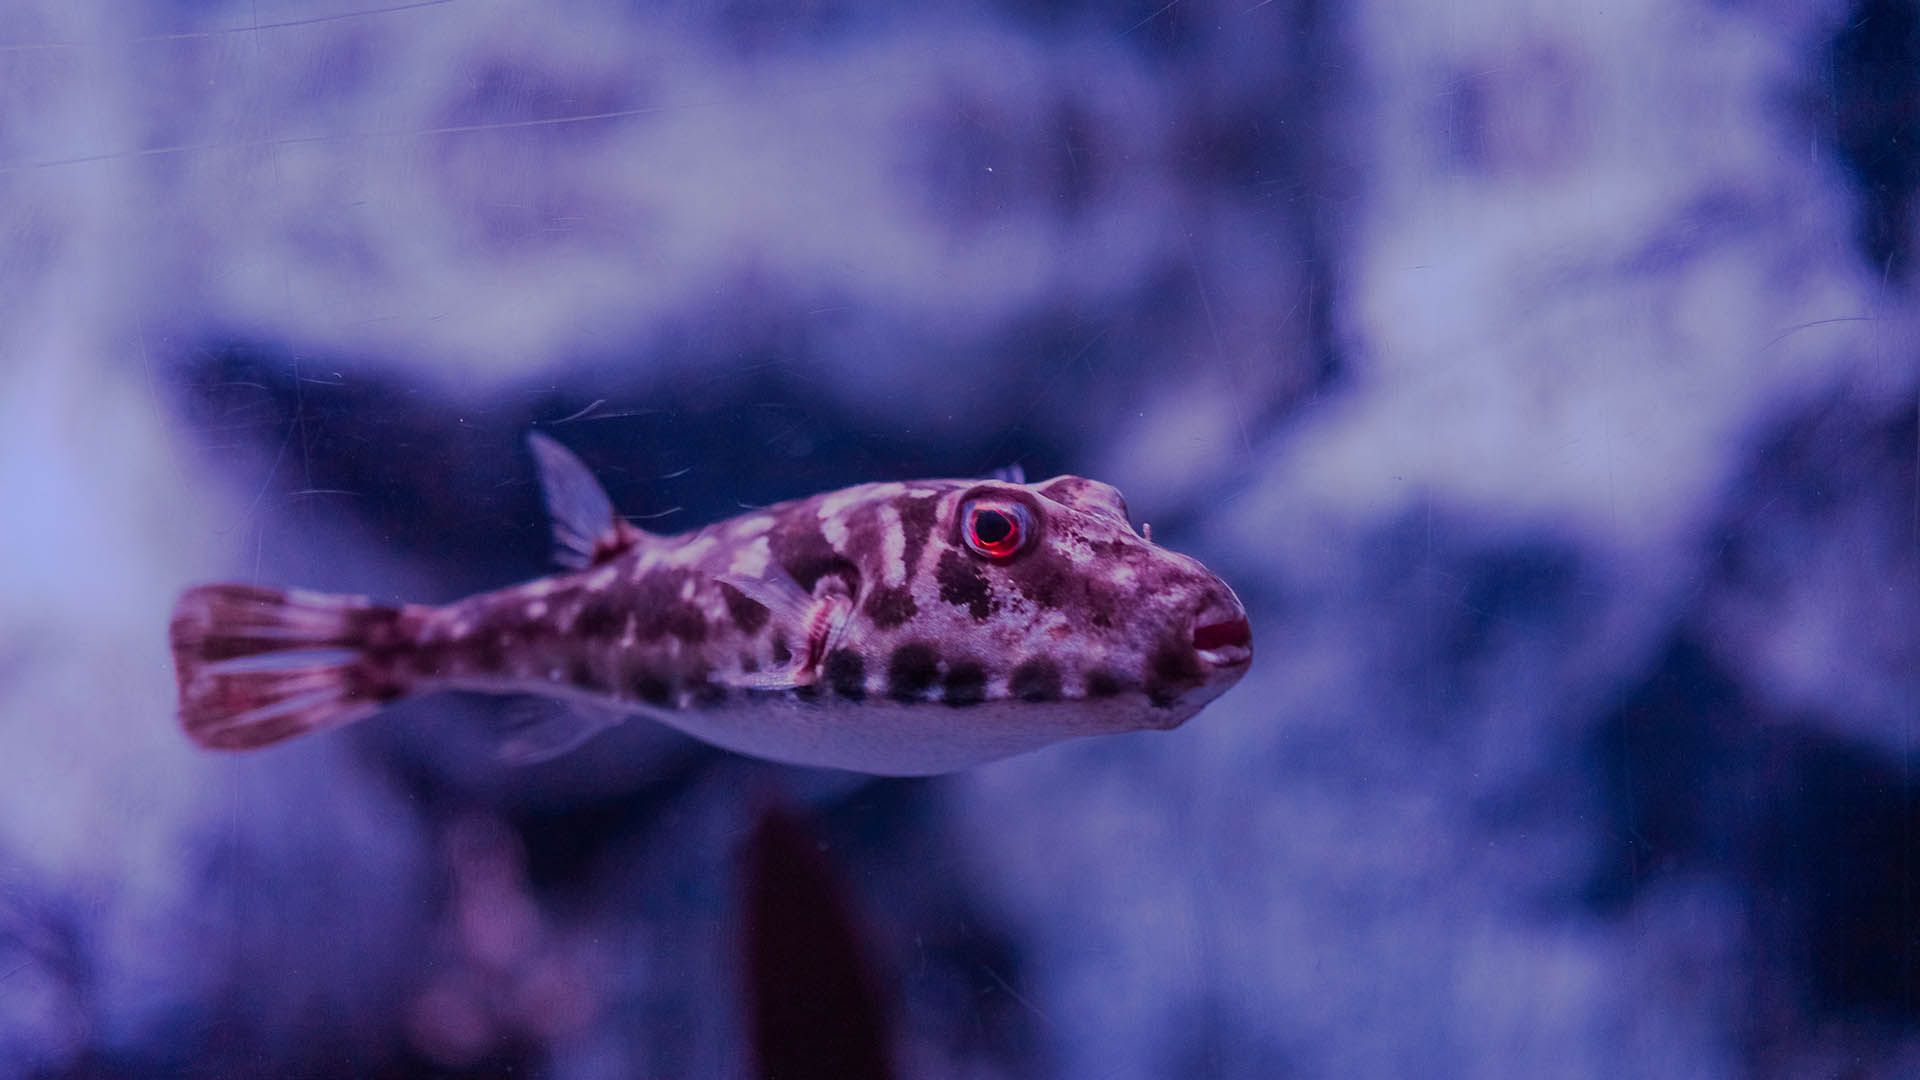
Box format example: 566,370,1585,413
973,509,1014,546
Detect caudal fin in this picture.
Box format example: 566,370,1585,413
168,584,413,751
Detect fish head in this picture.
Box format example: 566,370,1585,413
815,474,1252,731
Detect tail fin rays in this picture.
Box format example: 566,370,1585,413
169,584,409,751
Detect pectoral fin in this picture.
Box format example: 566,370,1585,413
717,565,818,628
717,567,854,691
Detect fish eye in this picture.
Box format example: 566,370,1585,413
961,499,1033,560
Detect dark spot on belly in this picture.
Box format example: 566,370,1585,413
629,671,671,707
1009,658,1062,703
721,583,770,634
824,648,866,700
770,634,792,665
1084,670,1127,698
943,661,986,707
887,642,940,702
936,549,993,621
1145,642,1204,706
566,655,598,688
862,585,919,629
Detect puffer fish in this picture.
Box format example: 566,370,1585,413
167,435,1252,775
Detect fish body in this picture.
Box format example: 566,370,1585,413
169,436,1252,775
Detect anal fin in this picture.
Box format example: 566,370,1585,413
493,695,630,764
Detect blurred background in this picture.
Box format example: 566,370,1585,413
0,0,1915,1076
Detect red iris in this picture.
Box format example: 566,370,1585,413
963,500,1029,560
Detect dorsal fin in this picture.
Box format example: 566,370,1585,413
527,432,647,570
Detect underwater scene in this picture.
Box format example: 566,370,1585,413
0,1,1916,1077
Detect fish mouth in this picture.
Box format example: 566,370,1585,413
1192,615,1252,669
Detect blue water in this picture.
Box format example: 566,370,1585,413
0,2,1915,1077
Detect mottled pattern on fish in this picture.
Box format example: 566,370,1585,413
170,436,1251,775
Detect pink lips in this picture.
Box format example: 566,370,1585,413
1193,616,1252,667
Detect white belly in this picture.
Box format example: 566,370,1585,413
647,695,1184,776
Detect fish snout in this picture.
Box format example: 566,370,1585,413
1190,591,1252,671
